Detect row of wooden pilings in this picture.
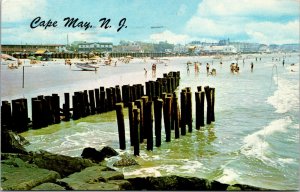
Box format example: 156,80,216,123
115,85,215,156
1,71,181,134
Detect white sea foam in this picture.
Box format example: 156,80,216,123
241,117,292,161
267,77,299,113
217,168,240,184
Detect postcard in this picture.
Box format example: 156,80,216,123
1,0,299,191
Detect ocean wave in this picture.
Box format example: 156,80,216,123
240,117,292,162
217,168,240,184
267,76,299,113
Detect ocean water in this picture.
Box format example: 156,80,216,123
1,53,299,190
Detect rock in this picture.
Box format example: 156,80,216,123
1,164,60,190
127,176,273,191
1,130,28,154
230,184,270,191
2,151,96,177
113,154,139,167
107,180,133,190
99,146,119,158
81,146,118,163
31,183,66,190
29,150,96,177
58,166,126,190
81,147,104,162
1,157,37,168
127,176,224,190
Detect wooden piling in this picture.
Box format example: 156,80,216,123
64,93,70,120
211,88,215,122
88,90,96,115
204,86,212,124
141,96,149,140
134,99,144,143
195,92,201,130
173,95,180,139
106,88,114,111
115,103,126,150
32,99,43,129
163,96,172,142
115,85,122,103
100,90,106,112
186,91,192,132
1,101,12,130
122,85,129,107
95,88,100,113
180,90,187,135
111,87,116,108
52,94,61,124
133,108,140,156
145,101,153,151
83,90,90,116
128,102,135,146
154,99,163,147
72,94,80,120
200,91,205,126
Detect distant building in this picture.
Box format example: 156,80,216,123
77,42,113,53
113,41,144,53
201,45,237,54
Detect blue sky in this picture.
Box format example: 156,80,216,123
1,0,299,45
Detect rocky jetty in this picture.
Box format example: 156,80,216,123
1,131,273,191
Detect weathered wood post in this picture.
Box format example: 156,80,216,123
63,93,70,121
110,87,115,106
154,99,163,147
180,89,187,135
164,96,172,142
72,93,80,120
12,99,27,132
88,90,96,115
200,91,205,126
134,99,144,143
100,90,106,112
52,94,61,124
115,85,122,103
141,96,149,140
32,99,43,129
95,88,100,113
1,101,12,130
211,88,215,122
106,88,113,111
133,108,140,156
204,86,212,124
155,81,161,98
173,95,180,139
195,92,201,130
128,102,135,146
145,101,153,151
186,90,192,132
115,103,126,150
83,90,90,116
122,85,130,107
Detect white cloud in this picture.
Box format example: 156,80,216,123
196,0,298,17
149,30,190,44
245,20,299,44
185,0,299,44
2,0,47,22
